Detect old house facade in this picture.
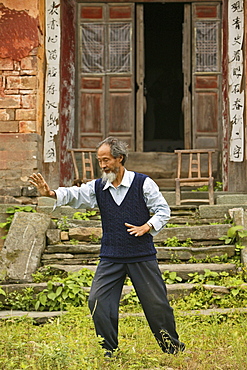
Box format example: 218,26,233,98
0,0,246,199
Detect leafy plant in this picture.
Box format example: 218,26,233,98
188,253,229,264
219,225,247,244
32,266,68,283
187,268,221,285
35,269,95,311
121,289,140,306
162,270,182,284
55,216,70,231
0,206,36,239
163,236,193,248
192,181,223,192
70,238,79,245
73,210,97,220
3,287,35,311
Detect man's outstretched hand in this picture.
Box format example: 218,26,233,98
29,173,56,198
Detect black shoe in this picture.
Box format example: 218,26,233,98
104,350,113,358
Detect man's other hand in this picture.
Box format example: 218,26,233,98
125,222,151,237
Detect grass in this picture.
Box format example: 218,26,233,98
0,306,247,369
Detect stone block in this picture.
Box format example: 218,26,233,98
22,186,38,197
1,109,15,120
19,121,36,133
0,212,51,282
0,186,22,197
0,95,21,108
0,195,21,204
0,58,14,70
61,231,69,241
6,76,37,90
69,227,102,242
154,224,231,243
0,109,9,120
228,208,244,226
20,56,38,71
241,247,247,267
46,229,61,245
16,109,36,120
37,206,86,219
216,194,247,205
0,121,19,132
199,204,247,219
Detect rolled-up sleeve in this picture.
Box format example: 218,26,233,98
54,180,98,209
143,177,170,235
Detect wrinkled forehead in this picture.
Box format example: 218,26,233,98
96,144,113,159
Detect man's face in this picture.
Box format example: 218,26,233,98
97,144,123,182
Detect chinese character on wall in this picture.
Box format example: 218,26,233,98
44,0,61,162
229,0,244,162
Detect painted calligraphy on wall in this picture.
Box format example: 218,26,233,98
44,0,61,162
228,0,244,162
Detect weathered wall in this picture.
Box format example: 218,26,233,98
0,0,45,200
43,0,76,189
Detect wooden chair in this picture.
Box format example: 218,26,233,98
68,148,96,185
174,149,215,206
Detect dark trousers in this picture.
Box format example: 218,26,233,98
88,260,184,354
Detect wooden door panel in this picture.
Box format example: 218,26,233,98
192,3,222,152
77,3,135,149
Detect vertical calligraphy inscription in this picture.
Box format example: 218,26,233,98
228,0,244,162
44,0,61,162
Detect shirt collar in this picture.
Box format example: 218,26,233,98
102,169,134,190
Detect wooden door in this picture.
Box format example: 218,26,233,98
191,3,222,151
77,3,135,149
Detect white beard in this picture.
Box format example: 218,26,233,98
101,171,117,183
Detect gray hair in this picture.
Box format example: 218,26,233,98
96,136,129,165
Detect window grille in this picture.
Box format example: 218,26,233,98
81,22,131,74
195,21,218,72
81,24,104,73
108,23,131,73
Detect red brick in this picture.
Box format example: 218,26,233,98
0,121,19,132
0,95,21,108
19,121,36,133
0,58,14,70
6,76,37,90
21,94,36,109
16,109,36,120
3,71,20,76
3,90,19,95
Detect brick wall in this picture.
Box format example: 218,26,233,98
0,48,43,200
0,2,44,202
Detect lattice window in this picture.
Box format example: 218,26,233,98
81,24,104,73
195,21,219,72
108,23,131,73
81,22,131,74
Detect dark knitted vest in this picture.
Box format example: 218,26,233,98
95,172,157,263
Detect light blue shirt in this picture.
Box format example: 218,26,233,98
54,169,170,236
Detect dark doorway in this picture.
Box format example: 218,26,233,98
144,3,184,152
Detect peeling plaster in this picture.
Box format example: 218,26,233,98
0,4,39,61
0,0,38,18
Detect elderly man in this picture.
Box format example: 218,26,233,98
29,136,185,357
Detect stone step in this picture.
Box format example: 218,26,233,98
154,224,231,243
1,307,247,323
42,244,235,265
45,262,237,281
0,277,240,308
